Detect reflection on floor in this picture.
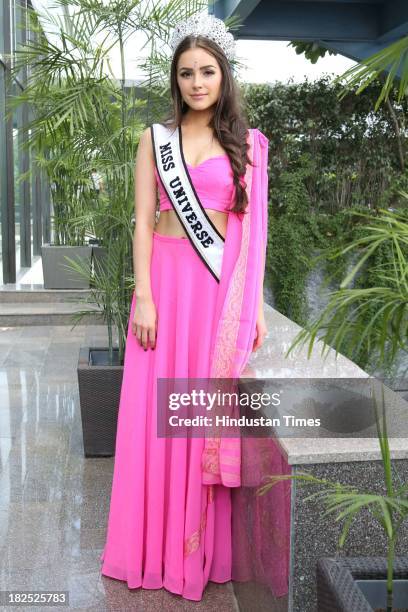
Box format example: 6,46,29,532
0,324,238,611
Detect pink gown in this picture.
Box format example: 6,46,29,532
100,155,238,601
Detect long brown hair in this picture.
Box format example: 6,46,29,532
161,35,253,214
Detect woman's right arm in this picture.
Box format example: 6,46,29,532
131,127,157,350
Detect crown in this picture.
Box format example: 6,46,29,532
169,12,236,61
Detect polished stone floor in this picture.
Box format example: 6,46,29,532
0,324,238,611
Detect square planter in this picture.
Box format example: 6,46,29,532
42,244,93,289
91,244,108,276
77,346,124,457
317,557,408,611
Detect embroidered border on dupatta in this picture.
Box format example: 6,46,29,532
201,129,256,487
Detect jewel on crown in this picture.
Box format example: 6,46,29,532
169,11,236,61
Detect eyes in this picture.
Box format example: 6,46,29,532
180,70,215,78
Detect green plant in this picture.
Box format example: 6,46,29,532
242,77,407,329
260,28,408,612
293,30,408,113
257,382,408,612
289,41,337,64
334,36,408,110
61,242,135,365
10,0,207,364
287,206,408,373
267,155,315,324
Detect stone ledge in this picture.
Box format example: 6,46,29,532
242,304,408,465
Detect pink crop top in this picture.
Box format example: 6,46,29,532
154,155,235,213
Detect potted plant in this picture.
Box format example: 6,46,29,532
12,0,210,455
257,382,408,611
17,96,96,288
69,238,134,456
41,150,94,289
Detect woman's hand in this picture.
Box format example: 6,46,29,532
131,295,157,350
252,309,268,352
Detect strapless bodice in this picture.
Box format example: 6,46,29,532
155,155,235,213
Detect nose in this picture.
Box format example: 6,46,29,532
191,73,204,89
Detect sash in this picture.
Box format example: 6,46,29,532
151,122,225,282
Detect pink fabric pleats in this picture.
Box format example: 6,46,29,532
100,231,232,601
232,437,292,598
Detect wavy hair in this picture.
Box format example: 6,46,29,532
161,35,253,214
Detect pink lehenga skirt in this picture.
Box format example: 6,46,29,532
100,230,232,601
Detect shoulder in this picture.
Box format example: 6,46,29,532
135,128,156,170
144,122,174,144
138,127,155,159
140,126,153,145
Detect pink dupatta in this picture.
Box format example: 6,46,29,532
201,127,269,487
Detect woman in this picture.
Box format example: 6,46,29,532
100,12,277,602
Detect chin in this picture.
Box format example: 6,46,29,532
193,99,212,106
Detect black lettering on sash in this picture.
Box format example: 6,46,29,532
173,186,186,199
155,129,221,255
192,221,203,234
159,142,175,171
159,142,171,154
170,176,181,188
196,229,208,240
186,212,197,223
202,236,214,247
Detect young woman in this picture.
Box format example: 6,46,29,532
100,12,275,602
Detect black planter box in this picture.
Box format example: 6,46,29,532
317,557,408,611
77,346,124,457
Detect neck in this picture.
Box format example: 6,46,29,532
182,107,214,129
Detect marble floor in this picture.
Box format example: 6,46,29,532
0,324,238,611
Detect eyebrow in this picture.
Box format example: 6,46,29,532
178,65,216,70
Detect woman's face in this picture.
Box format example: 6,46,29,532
176,47,222,111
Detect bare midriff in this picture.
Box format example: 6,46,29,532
154,209,228,240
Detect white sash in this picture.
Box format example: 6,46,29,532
151,122,225,282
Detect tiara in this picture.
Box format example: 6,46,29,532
169,12,236,61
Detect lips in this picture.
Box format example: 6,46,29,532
191,94,207,99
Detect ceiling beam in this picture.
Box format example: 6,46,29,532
317,39,400,66
378,0,408,42
214,1,380,41
211,0,263,22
